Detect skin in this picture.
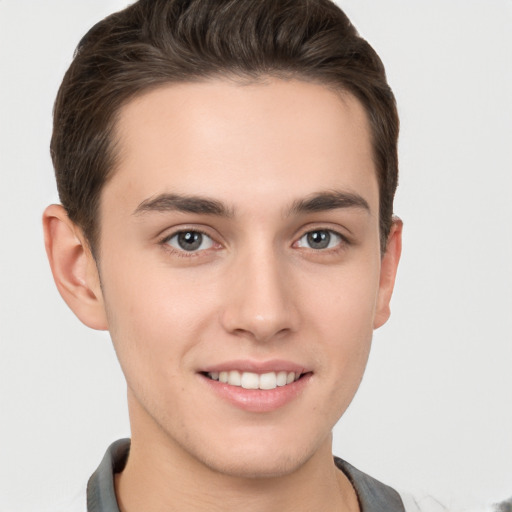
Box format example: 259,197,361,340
43,78,402,512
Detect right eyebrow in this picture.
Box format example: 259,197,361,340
133,193,234,217
287,190,370,216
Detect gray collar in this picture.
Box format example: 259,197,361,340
87,439,404,512
87,439,129,512
334,457,405,512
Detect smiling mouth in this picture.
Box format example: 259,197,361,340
203,370,306,390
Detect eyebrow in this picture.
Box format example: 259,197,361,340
133,193,234,217
287,190,370,216
133,189,370,218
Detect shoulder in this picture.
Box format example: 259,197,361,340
335,457,405,512
334,457,491,512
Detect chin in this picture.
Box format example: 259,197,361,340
199,449,309,479
184,429,328,480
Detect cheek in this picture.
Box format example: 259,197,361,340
100,258,218,384
302,260,378,398
305,257,380,338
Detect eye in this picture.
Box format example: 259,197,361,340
165,230,214,252
296,229,343,250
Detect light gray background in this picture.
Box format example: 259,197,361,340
1,1,511,511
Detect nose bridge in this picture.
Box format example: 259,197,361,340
221,239,297,342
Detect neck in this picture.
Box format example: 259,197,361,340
116,437,358,512
115,397,359,512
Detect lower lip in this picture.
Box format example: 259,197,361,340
199,373,312,413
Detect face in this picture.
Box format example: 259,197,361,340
94,78,399,478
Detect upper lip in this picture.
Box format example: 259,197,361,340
200,359,308,374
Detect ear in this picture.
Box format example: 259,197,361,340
373,217,403,329
43,204,108,330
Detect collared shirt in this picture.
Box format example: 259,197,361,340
86,438,405,512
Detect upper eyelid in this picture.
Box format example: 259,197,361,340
161,228,209,242
164,230,213,243
159,225,219,244
293,225,350,244
295,228,347,247
160,229,220,258
157,224,351,248
299,228,343,238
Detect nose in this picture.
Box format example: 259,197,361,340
220,247,299,343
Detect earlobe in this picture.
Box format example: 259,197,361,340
373,217,403,329
42,204,108,330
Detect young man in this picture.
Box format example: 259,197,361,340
43,0,405,510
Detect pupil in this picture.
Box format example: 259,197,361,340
178,231,202,251
307,230,330,249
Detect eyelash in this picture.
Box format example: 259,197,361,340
159,227,350,257
294,229,349,252
160,229,218,258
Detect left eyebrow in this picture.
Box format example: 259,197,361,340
287,190,370,216
133,193,234,217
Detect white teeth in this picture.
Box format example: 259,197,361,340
259,372,277,390
228,370,241,386
207,370,302,390
241,372,260,389
276,371,288,387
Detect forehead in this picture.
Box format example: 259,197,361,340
104,78,377,218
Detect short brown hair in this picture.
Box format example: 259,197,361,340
51,0,399,255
